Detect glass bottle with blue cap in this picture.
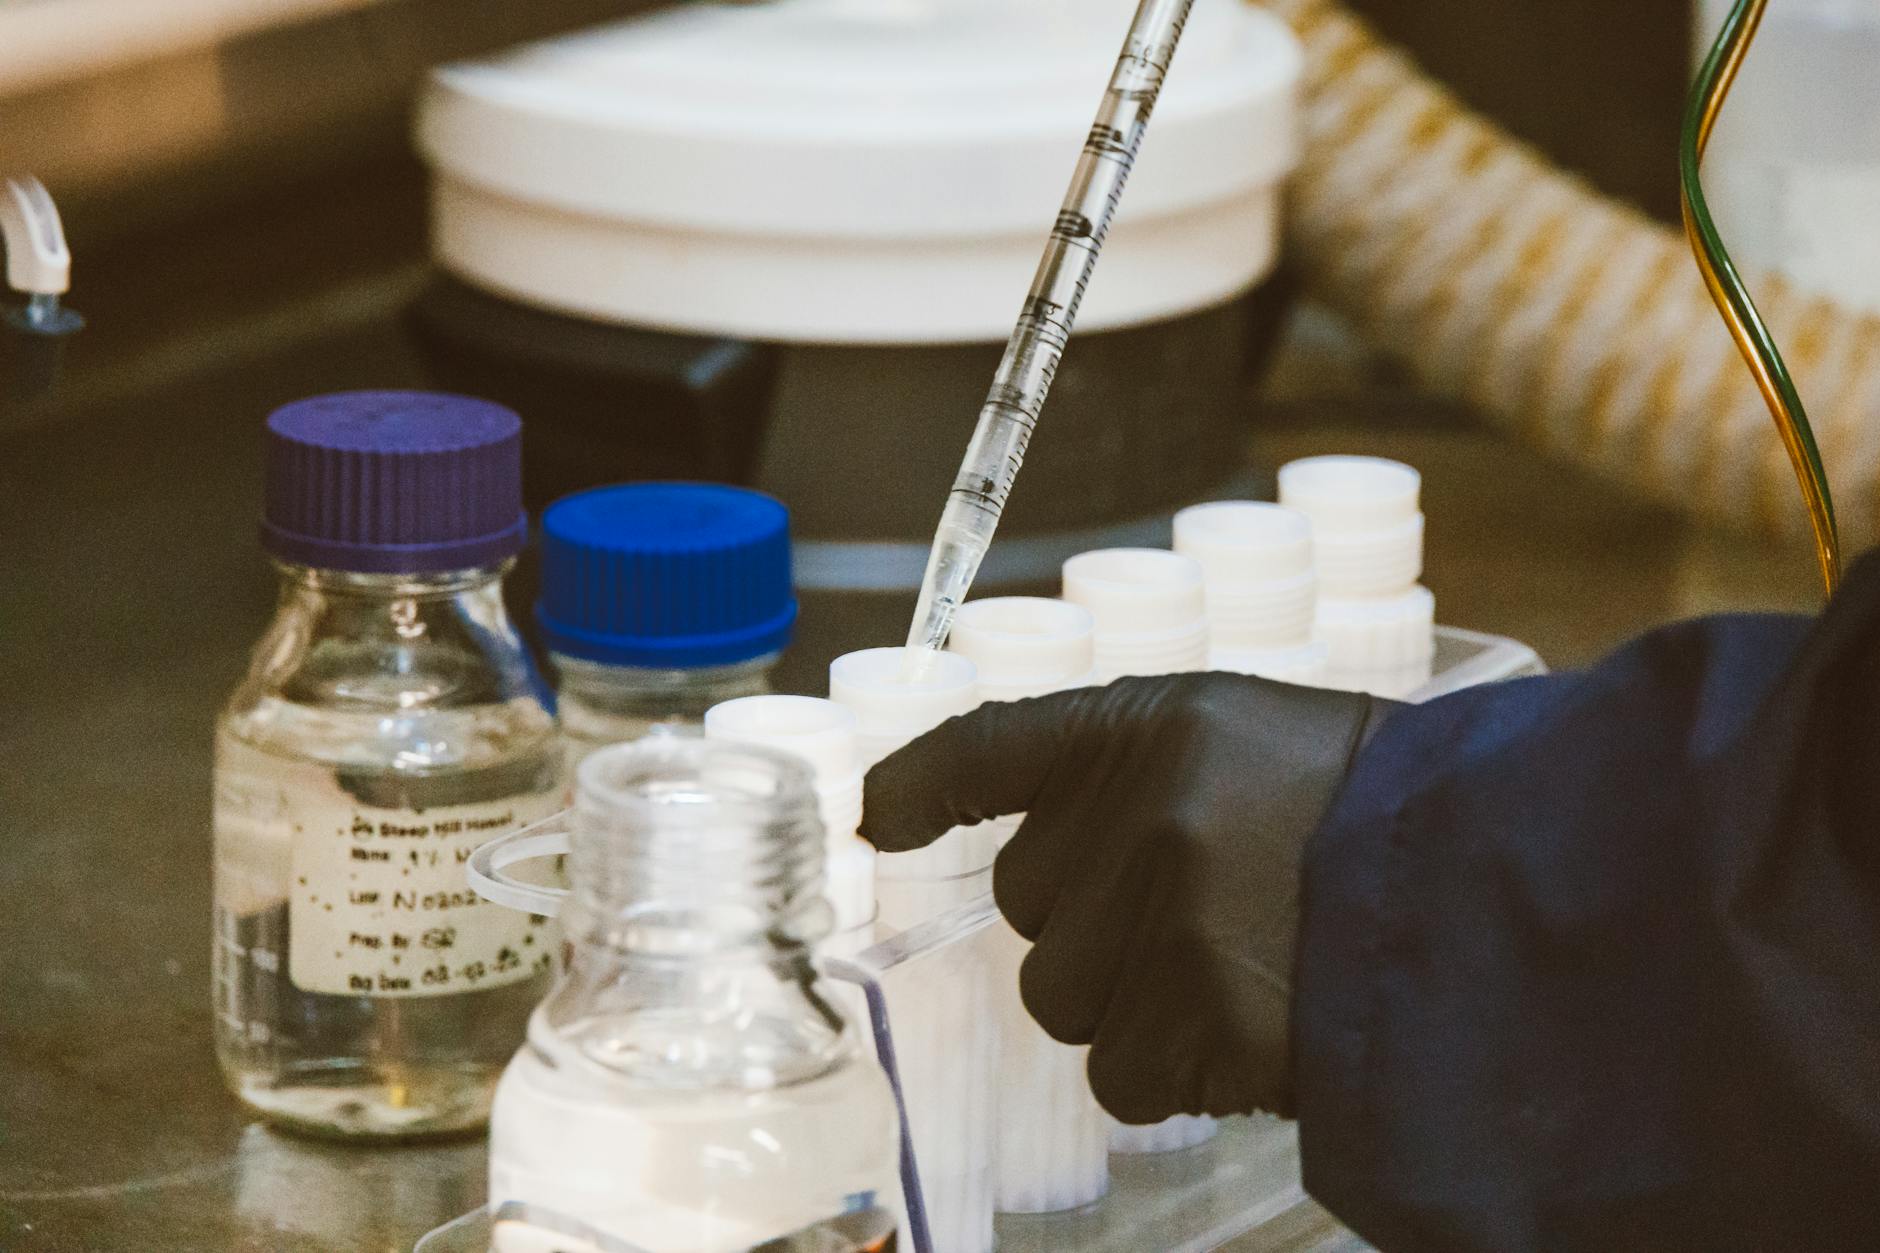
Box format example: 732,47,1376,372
539,482,797,764
212,391,561,1139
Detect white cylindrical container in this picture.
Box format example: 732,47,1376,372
1058,553,1219,1155
830,648,980,769
704,695,873,935
950,596,1099,705
1173,501,1320,669
829,646,995,1253
830,647,989,916
1061,549,1210,683
1279,456,1435,687
949,598,1110,1215
1276,456,1423,598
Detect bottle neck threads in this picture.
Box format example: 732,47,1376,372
567,739,831,959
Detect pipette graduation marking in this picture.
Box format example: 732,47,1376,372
905,0,1197,656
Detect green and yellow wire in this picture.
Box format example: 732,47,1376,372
1681,0,1841,594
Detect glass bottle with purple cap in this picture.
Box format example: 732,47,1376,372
212,391,560,1139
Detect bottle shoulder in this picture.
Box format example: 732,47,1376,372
218,695,557,779
223,575,556,774
525,971,865,1097
504,1004,889,1119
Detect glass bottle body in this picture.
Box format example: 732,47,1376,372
487,742,900,1252
554,653,778,763
490,962,898,1252
213,563,560,1139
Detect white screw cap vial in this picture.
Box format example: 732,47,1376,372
1173,502,1318,649
705,695,863,820
948,597,1097,703
1061,549,1209,681
948,597,1112,1214
1279,456,1425,600
829,647,979,768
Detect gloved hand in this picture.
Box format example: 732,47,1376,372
861,671,1396,1125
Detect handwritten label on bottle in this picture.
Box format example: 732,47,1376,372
289,790,560,997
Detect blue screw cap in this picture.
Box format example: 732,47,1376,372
539,483,796,669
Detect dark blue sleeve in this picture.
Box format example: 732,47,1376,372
1294,554,1880,1252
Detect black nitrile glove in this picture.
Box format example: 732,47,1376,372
861,672,1396,1125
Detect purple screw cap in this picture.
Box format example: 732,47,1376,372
261,391,528,573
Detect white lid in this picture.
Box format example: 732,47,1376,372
704,696,861,791
417,0,1302,342
829,647,979,744
1063,548,1207,636
948,597,1096,694
1173,501,1313,582
1278,456,1422,533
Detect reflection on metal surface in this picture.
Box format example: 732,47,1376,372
232,1125,484,1247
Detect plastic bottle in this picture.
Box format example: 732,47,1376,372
948,598,1111,1214
487,739,900,1252
212,392,560,1139
829,647,987,929
1061,548,1218,1155
540,483,796,763
1277,456,1434,699
830,646,996,1253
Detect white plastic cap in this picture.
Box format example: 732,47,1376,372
829,647,978,755
1278,456,1421,533
705,694,866,845
1062,549,1207,636
1174,501,1319,648
1063,549,1209,680
949,597,1096,701
705,696,860,792
1173,501,1313,582
1316,586,1436,673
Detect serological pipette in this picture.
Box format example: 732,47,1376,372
904,0,1197,657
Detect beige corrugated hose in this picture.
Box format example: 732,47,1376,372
1263,0,1880,548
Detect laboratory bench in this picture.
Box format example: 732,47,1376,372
0,170,1824,1251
